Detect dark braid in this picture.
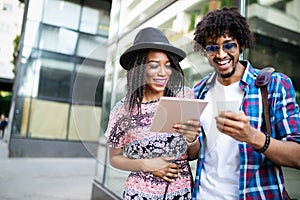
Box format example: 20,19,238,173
125,50,147,114
124,50,185,115
193,7,254,52
165,52,184,97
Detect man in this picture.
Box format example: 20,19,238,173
188,7,300,199
0,114,8,138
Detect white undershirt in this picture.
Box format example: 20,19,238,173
198,79,244,199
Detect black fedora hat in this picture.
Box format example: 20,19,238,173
120,27,186,70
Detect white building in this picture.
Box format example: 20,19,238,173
0,0,24,79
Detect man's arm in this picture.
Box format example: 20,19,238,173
215,111,300,169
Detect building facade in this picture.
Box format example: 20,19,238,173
93,0,300,199
10,0,112,157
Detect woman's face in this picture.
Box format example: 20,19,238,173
144,50,172,100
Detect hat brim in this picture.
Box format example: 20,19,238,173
120,42,186,70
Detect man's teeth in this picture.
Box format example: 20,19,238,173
218,60,230,65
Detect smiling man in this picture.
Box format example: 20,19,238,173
188,7,300,200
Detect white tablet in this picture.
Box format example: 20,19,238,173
150,96,208,132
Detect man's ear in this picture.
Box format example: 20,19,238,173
240,46,245,53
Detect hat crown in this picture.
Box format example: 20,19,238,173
120,27,186,70
133,27,170,45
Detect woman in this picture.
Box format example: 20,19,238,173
105,27,200,200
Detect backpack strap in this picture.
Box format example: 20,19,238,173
255,67,275,135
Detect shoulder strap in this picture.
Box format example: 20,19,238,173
255,67,275,135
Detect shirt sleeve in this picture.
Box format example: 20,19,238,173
272,73,300,143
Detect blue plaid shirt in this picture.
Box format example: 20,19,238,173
192,61,300,199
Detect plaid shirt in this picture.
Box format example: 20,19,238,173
192,61,300,199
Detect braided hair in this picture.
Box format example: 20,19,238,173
124,49,184,115
194,7,254,52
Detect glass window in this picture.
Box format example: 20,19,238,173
42,0,80,30
18,59,38,97
247,0,300,105
77,34,108,61
68,104,101,142
98,8,110,36
81,0,111,36
37,59,74,101
27,98,69,139
39,25,78,55
72,61,105,105
80,6,99,35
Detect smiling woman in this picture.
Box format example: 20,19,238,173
144,50,173,102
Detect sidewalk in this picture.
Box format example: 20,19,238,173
0,139,97,200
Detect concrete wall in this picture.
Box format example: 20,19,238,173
9,137,98,157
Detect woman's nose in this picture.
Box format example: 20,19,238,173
157,65,167,75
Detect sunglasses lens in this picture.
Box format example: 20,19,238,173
205,45,218,55
223,43,237,52
205,43,237,56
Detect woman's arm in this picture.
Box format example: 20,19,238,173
173,119,201,160
109,148,182,182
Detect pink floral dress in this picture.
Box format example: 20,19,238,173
105,89,194,200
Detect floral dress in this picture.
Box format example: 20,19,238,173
105,89,194,200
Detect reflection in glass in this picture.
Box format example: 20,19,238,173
42,0,80,30
68,105,101,142
39,25,78,54
38,59,74,100
80,6,99,34
77,34,108,61
24,98,69,139
73,62,105,105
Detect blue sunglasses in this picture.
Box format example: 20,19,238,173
205,42,238,56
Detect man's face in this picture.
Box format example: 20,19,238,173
204,34,240,79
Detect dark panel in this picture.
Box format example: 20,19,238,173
0,78,13,92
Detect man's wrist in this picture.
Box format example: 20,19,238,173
253,131,270,153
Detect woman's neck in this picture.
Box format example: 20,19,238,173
143,91,164,102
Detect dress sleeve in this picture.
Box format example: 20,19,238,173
105,99,129,148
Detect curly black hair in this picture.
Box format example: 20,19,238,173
124,49,184,114
194,7,254,52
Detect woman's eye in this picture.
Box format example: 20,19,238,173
165,64,171,68
147,63,171,69
148,64,159,68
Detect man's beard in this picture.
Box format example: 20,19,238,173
218,66,236,78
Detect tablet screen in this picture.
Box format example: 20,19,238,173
150,97,208,132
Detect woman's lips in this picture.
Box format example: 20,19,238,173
153,78,167,86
